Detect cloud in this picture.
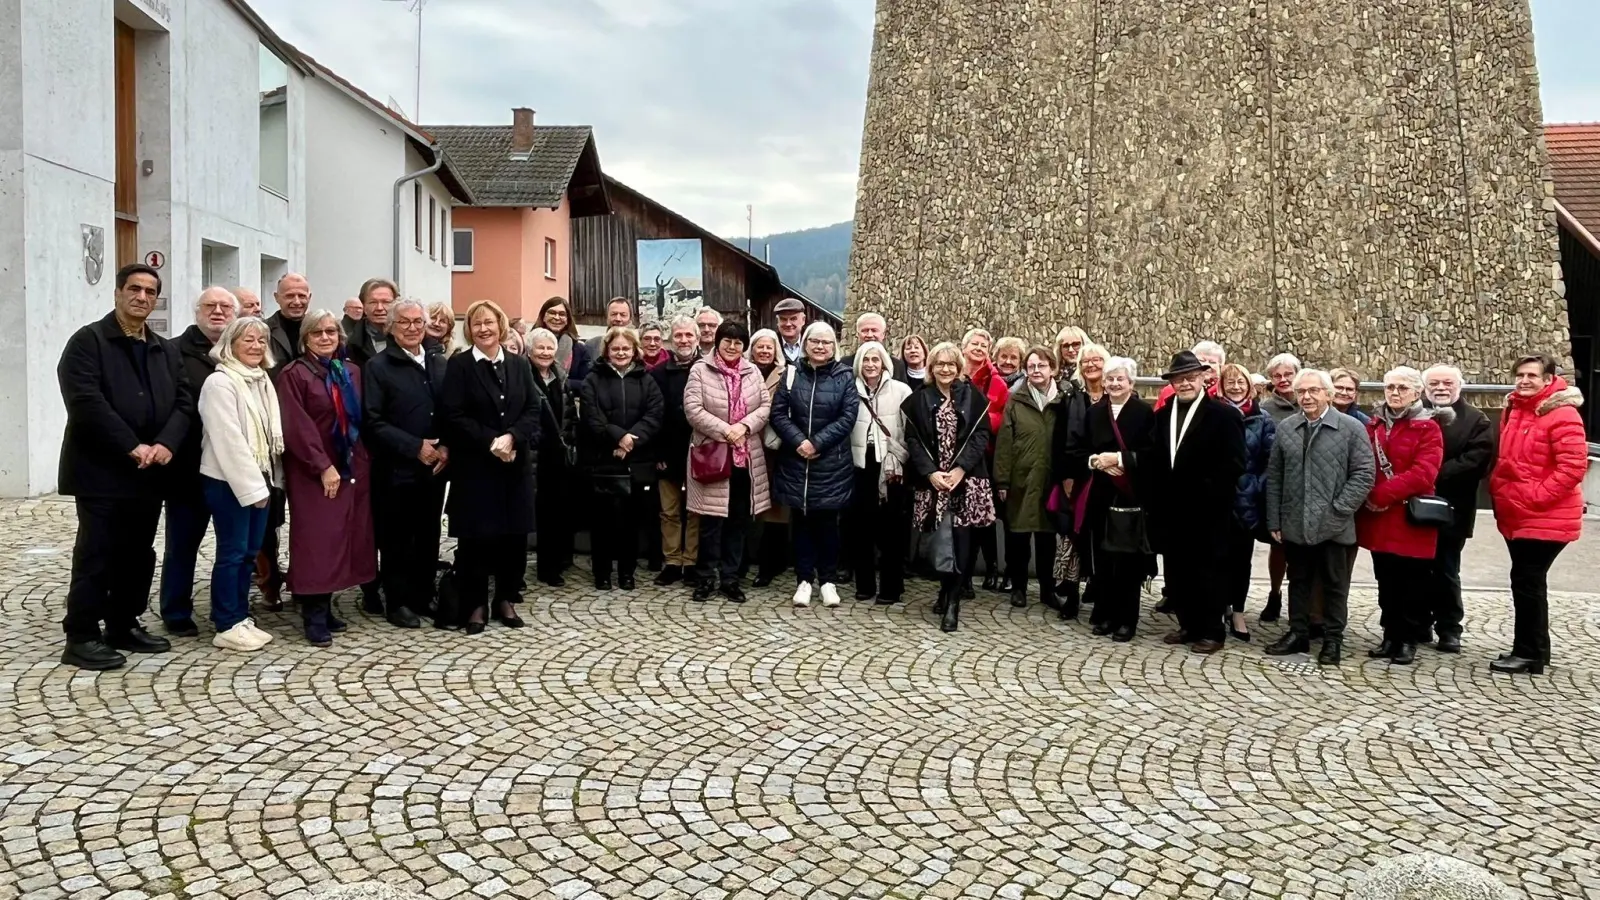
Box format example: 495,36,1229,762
253,0,875,234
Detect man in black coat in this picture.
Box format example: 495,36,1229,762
256,272,313,609
1132,351,1247,653
56,263,196,670
650,318,700,586
363,300,450,628
158,287,238,636
1424,365,1495,653
840,312,909,383
344,278,397,368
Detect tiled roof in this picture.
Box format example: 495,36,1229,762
1548,123,1600,236
427,125,596,207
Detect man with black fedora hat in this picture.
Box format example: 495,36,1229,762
1129,349,1246,653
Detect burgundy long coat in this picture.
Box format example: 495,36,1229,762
278,355,378,595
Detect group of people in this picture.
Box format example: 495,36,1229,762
55,264,1587,678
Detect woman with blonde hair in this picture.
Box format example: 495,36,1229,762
1054,326,1090,388
899,334,930,387
1047,341,1110,618
424,301,457,356
745,328,791,586
993,336,1028,389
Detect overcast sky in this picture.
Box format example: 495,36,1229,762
254,0,1597,236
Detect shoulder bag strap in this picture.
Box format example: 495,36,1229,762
1371,426,1394,479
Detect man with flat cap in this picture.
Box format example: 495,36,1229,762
773,298,807,365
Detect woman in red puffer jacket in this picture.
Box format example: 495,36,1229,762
1357,367,1445,666
1488,354,1587,675
960,328,1013,594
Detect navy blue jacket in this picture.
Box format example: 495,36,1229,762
1233,399,1277,531
771,358,859,512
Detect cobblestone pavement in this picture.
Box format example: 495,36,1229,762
1,497,1598,900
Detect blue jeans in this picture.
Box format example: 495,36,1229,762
158,493,213,623
203,477,270,632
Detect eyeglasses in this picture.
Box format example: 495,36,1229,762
393,318,425,328
1383,384,1414,393
1024,362,1052,371
1060,341,1082,350
309,327,340,338
1295,387,1327,396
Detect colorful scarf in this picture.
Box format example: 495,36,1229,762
315,353,362,478
713,355,750,468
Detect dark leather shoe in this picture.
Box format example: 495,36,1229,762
875,595,899,606
1259,591,1282,622
1191,639,1223,655
539,575,566,588
680,569,699,587
164,619,200,638
855,589,876,601
1368,639,1398,659
1092,622,1114,636
1111,625,1136,643
692,584,714,602
1161,630,1190,645
1436,634,1462,654
1390,642,1417,665
1041,593,1063,611
61,640,126,671
940,596,960,633
1489,656,1545,675
655,566,683,587
1265,633,1310,656
106,625,171,654
932,593,948,614
1317,640,1343,666
997,575,1013,593
1058,599,1078,621
618,574,637,590
1229,626,1252,642
720,584,747,604
961,583,976,600
752,573,776,588
981,573,999,593
1009,589,1027,608
387,606,422,629
493,605,525,628
594,576,612,591
464,621,485,636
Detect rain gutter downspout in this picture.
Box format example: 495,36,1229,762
393,145,445,285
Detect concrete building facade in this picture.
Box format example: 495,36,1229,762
0,0,309,496
847,0,1567,382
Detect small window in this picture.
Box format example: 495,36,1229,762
544,237,556,279
452,228,474,272
428,197,437,259
258,45,290,197
413,184,422,250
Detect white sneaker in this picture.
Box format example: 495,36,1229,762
792,582,813,607
213,621,266,652
820,583,841,607
241,618,273,647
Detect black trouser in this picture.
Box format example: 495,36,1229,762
374,479,446,614
1097,546,1145,631
744,518,790,580
594,489,649,577
939,526,975,595
1166,543,1225,642
456,534,527,610
793,509,842,584
1371,551,1433,643
1430,532,1467,640
1507,537,1563,662
1223,523,1256,614
536,464,574,581
1004,529,1056,604
698,467,753,588
846,460,910,600
966,495,1001,579
63,497,163,641
1284,540,1352,641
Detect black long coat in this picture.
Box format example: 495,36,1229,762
650,357,694,483
532,365,578,470
1079,396,1157,536
1128,395,1246,555
580,363,665,486
265,311,301,379
902,381,993,489
364,342,450,489
57,313,194,499
172,324,219,500
1432,398,1494,539
439,350,542,539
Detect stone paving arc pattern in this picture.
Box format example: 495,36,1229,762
0,498,1597,899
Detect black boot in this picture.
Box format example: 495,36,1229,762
1009,586,1027,608
302,597,333,648
941,587,960,633
1259,590,1282,622
1489,656,1545,675
1367,638,1398,659
361,584,384,615
1390,642,1417,665
1317,639,1343,666
933,583,949,615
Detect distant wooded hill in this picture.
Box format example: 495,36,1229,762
730,221,853,313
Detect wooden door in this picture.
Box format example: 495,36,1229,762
114,21,137,269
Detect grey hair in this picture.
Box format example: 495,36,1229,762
852,340,893,381
801,321,838,360
855,312,886,331
1266,352,1302,374
195,286,240,314
1292,368,1334,393
1192,340,1226,364
639,321,664,337
386,298,426,334
298,309,344,353
1070,342,1110,388
1383,366,1424,393
668,315,697,335
527,327,558,348
748,328,781,361
1103,356,1139,381
1423,364,1464,384
209,317,276,369
695,307,723,322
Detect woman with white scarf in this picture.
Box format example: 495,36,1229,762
198,317,285,652
846,341,912,604
995,346,1064,610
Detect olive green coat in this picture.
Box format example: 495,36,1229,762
994,382,1060,533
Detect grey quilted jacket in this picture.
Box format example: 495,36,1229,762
1265,409,1376,546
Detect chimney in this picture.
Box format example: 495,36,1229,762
511,107,536,155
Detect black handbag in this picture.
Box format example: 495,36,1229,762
1103,506,1150,554
1372,427,1453,529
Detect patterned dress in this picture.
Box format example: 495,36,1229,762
913,394,997,531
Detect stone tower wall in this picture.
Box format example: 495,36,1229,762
846,0,1566,382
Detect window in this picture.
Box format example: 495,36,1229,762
452,228,474,272
440,207,449,267
258,45,289,197
428,197,437,259
544,237,556,279
413,184,422,250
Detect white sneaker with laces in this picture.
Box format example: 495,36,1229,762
214,621,267,652
241,618,273,647
792,582,813,607
820,583,841,607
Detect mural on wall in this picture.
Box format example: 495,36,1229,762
636,239,705,325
